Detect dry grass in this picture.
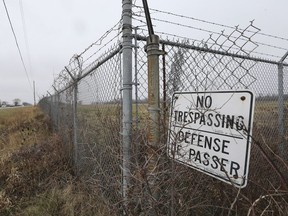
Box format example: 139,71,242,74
0,107,111,216
0,107,50,162
36,99,288,215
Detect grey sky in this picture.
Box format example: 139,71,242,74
1,0,287,104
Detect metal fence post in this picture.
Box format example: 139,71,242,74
122,0,133,209
146,34,162,215
73,82,78,174
53,85,60,132
64,67,79,175
56,93,60,132
278,51,288,159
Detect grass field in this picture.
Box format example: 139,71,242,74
0,106,111,216
34,98,288,215
72,100,288,215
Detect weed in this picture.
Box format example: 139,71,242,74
0,107,111,216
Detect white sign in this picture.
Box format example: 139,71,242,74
167,90,255,188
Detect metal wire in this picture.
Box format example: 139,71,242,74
39,5,288,215
133,4,288,43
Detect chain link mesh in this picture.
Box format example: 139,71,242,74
38,12,288,216
39,42,123,214
129,24,288,215
76,44,122,206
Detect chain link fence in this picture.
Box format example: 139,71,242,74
127,26,288,215
40,42,124,213
38,3,288,215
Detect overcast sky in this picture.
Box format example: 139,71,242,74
1,0,288,104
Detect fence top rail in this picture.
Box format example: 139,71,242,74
80,45,122,80
55,45,122,95
134,34,288,67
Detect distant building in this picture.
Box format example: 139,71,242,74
23,102,32,106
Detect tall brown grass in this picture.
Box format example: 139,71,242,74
0,107,110,216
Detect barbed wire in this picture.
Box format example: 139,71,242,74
133,4,288,43
133,13,287,53
82,32,122,69
52,19,122,93
79,19,122,57
54,19,122,86
132,3,288,63
51,3,288,94
136,27,283,60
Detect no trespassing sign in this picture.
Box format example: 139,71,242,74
167,90,255,188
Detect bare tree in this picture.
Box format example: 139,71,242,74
13,98,21,106
167,46,187,97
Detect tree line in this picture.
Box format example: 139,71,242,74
0,99,32,107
